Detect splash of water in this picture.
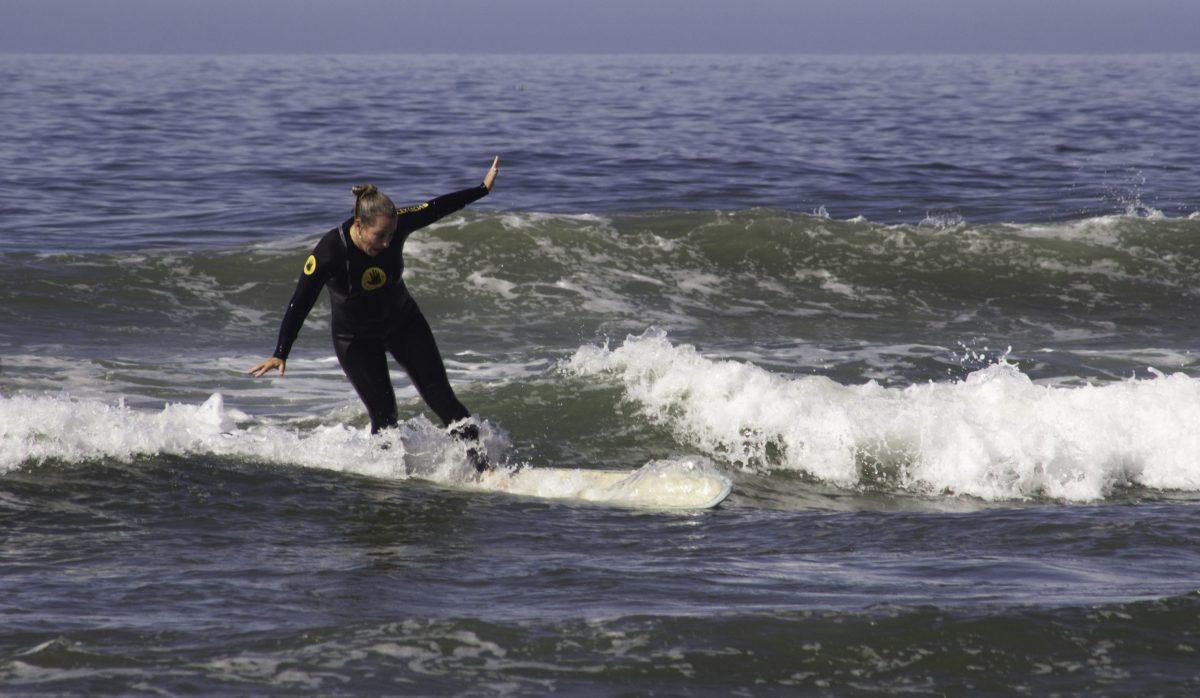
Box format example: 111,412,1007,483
568,331,1200,501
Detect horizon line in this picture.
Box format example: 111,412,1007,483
2,50,1198,58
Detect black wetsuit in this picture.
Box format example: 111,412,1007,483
272,184,489,434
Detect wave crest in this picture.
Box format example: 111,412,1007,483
0,393,497,482
568,331,1200,501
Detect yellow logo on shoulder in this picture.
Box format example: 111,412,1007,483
396,202,430,215
361,266,387,291
303,255,317,275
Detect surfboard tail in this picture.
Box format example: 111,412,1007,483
474,457,732,509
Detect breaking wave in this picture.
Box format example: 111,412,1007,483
569,331,1200,501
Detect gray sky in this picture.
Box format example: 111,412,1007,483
2,0,1198,54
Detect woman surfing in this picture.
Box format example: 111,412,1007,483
249,157,500,471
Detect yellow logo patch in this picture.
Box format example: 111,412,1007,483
361,266,387,291
303,255,317,276
396,202,430,215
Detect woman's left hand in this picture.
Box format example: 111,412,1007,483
483,156,500,191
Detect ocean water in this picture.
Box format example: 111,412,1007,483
2,53,1200,694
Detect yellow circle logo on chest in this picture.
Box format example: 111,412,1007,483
361,266,387,291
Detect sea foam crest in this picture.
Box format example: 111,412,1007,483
568,331,1200,501
0,393,495,482
0,392,717,507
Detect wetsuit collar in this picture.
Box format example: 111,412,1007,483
338,218,353,279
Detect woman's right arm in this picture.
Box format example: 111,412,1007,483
249,240,334,377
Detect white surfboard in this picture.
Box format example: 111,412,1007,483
466,459,733,509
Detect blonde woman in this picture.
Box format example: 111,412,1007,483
250,157,500,470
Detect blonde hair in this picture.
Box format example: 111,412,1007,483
351,184,397,225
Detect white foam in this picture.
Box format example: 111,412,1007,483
401,236,459,261
550,278,646,319
672,271,723,297
1068,347,1196,368
496,211,610,230
1005,204,1177,246
0,393,493,482
794,269,875,300
466,271,519,300
0,392,721,508
608,268,667,287
917,212,966,229
567,331,1200,502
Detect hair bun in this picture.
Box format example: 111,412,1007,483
350,184,396,223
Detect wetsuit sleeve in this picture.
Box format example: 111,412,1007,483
272,236,336,361
395,184,489,242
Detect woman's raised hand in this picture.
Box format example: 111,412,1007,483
483,156,500,191
248,356,286,377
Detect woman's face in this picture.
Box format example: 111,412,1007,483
356,216,397,256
